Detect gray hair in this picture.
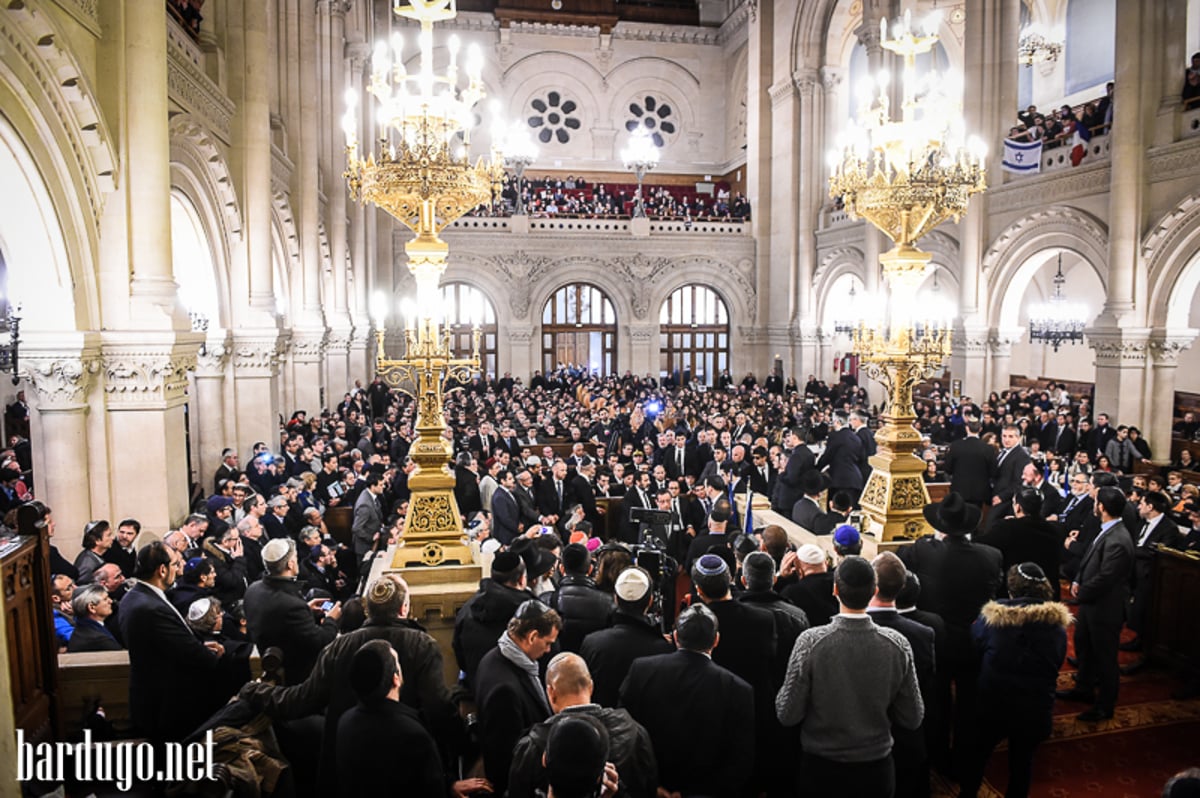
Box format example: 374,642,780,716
71,583,109,618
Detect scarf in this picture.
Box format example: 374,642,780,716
498,632,551,715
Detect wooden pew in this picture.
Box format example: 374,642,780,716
56,649,264,738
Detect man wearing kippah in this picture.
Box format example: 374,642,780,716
776,556,924,797
620,604,754,797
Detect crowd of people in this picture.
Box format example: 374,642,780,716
468,173,752,223
19,366,1200,797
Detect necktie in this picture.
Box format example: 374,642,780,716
997,448,1010,467
1063,495,1079,517
678,449,684,473
1137,521,1155,547
556,480,562,507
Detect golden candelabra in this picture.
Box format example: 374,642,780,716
345,0,505,568
828,10,986,541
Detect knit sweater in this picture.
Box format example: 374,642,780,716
775,614,924,762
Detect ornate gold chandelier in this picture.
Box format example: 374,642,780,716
345,0,505,569
828,10,987,542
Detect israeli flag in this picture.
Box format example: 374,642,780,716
1001,138,1043,174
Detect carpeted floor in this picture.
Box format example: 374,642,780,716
933,609,1200,797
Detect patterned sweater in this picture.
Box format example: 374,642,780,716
775,614,924,762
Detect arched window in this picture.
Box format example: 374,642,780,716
440,282,499,377
659,285,729,386
541,283,617,375
170,191,219,324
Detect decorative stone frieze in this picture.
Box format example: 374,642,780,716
491,252,555,320
290,330,329,363
326,331,353,354
102,348,198,408
166,18,235,144
231,334,286,376
194,340,230,378
986,164,1111,215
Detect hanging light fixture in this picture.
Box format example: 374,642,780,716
1018,22,1064,67
1028,253,1086,351
833,284,859,334
828,8,987,541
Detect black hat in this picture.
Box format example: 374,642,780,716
922,492,982,537
801,470,831,496
491,551,523,577
511,537,557,579
561,542,590,574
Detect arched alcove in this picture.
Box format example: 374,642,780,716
540,283,617,375
170,191,221,325
441,281,499,377
659,284,729,386
1004,249,1104,383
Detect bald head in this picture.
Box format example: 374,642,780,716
545,652,593,712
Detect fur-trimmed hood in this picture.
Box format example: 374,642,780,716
202,537,231,562
979,598,1072,629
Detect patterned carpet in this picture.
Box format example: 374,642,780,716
932,613,1200,797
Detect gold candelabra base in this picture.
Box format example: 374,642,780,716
854,245,950,542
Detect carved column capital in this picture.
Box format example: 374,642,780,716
24,356,102,410
101,342,198,410
231,331,286,377
290,329,329,364
1087,328,1151,368
1147,328,1195,364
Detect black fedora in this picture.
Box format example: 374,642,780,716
922,492,982,537
801,470,832,496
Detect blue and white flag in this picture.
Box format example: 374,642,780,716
1001,138,1042,174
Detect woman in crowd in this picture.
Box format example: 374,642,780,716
958,563,1070,798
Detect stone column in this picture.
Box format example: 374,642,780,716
794,68,824,378
321,0,353,391
627,325,657,377
954,0,1020,400
292,0,329,396
854,3,897,297
100,335,198,535
126,0,183,328
987,328,1023,392
1152,0,1189,146
193,335,231,492
817,330,834,382
232,334,284,455
745,0,776,367
766,72,800,371
507,327,536,382
347,44,373,382
23,343,102,556
1089,330,1151,426
1148,332,1196,460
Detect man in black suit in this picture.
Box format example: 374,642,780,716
868,553,936,798
944,421,996,506
992,425,1032,509
454,453,483,518
1021,463,1064,520
119,542,223,743
817,412,865,505
919,493,1003,765
538,460,571,530
244,538,341,685
692,554,778,793
619,604,754,798
616,471,652,545
1061,472,1136,581
774,427,816,514
475,599,562,795
1092,413,1118,460
491,471,521,546
1057,486,1134,722
104,518,140,578
579,567,674,707
747,446,776,497
1055,415,1078,457
1050,472,1094,532
663,436,696,482
514,470,545,534
213,448,240,493
850,411,877,485
791,470,829,531
977,488,1063,597
569,458,602,530
1035,411,1059,454
896,572,951,770
1124,491,1183,653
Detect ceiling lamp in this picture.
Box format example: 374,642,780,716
1028,253,1086,352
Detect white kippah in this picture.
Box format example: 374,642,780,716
262,538,293,565
797,544,825,565
187,597,212,622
